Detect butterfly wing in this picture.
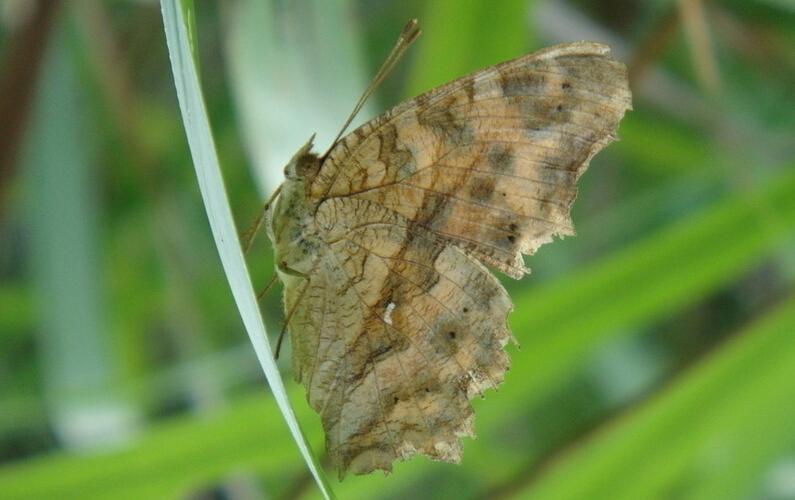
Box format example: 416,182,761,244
298,198,512,477
311,42,631,278
291,42,630,477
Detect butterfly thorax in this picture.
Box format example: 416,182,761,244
267,145,323,282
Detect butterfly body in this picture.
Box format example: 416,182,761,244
268,143,322,280
266,41,631,477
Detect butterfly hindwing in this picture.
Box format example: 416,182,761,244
290,197,512,477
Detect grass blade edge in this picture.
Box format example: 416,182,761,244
159,1,333,497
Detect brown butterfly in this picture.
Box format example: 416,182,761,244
250,20,631,477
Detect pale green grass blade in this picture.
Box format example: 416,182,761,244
222,0,372,194
522,296,795,500
23,10,140,451
0,392,318,499
159,0,332,498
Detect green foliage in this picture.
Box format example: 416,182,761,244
1,0,794,499
524,297,795,500
406,0,532,96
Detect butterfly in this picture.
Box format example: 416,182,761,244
252,20,631,478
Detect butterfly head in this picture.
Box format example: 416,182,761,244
268,134,325,280
284,134,321,182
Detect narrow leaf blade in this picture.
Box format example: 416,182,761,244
159,1,333,497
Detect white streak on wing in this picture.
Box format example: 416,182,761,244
384,302,396,325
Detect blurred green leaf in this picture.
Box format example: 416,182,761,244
0,285,32,335
21,9,140,449
522,295,795,500
406,0,533,97
615,111,718,174
0,393,317,499
3,2,795,499
222,0,372,194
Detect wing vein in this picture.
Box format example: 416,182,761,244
342,235,498,393
326,250,435,455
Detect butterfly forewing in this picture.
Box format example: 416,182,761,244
313,42,631,277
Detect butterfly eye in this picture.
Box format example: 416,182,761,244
296,155,320,179
283,135,317,180
283,154,319,181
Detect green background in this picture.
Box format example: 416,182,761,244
1,0,795,498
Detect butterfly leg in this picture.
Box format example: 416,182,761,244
256,273,279,302
274,258,317,359
277,259,309,278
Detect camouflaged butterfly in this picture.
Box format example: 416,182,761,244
258,20,631,477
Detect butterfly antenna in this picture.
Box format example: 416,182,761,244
241,184,283,255
323,19,421,159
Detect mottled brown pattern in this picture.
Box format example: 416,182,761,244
266,41,631,478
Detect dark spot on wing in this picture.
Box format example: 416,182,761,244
487,144,514,173
416,192,452,227
468,177,496,201
372,340,392,361
464,79,476,102
377,123,414,183
431,321,461,357
414,92,430,110
417,95,475,145
499,71,546,97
